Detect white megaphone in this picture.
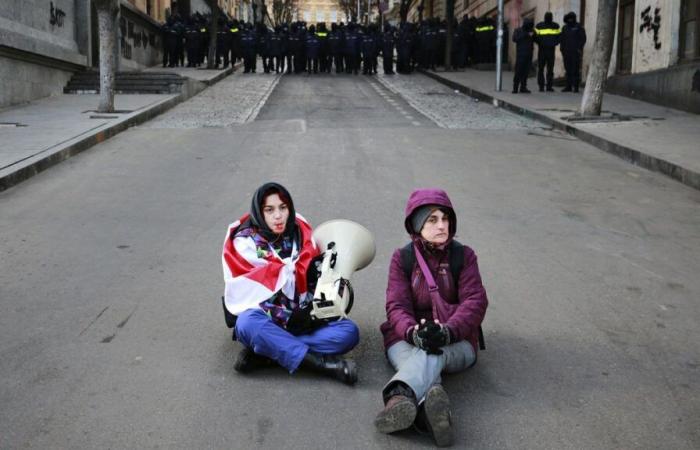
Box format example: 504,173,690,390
310,219,376,321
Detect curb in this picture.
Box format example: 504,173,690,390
0,64,239,193
419,69,700,192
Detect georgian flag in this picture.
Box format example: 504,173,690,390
222,213,319,315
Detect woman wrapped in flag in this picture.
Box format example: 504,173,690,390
222,182,359,384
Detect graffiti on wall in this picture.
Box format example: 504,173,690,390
118,17,160,59
639,6,661,50
50,2,66,27
119,17,133,59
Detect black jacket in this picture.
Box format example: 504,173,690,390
560,13,586,54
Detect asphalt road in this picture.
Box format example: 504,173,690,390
1,72,699,449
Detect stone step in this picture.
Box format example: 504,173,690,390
65,70,187,94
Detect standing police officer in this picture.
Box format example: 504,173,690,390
560,12,587,92
343,23,360,75
329,22,345,73
474,17,496,64
512,18,535,93
381,23,396,75
534,12,560,92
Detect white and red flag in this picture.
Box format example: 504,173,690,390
222,214,319,315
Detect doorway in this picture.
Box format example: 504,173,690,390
617,0,635,73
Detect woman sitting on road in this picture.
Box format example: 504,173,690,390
375,188,488,446
222,182,359,384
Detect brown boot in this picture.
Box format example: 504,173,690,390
374,395,418,433
424,384,453,447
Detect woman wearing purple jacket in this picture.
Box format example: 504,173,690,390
374,188,488,446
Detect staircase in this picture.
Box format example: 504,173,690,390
64,71,187,94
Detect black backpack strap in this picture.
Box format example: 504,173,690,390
399,242,415,279
448,240,465,282
478,327,486,350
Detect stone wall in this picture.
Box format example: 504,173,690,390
118,1,165,70
0,0,89,109
606,62,700,113
0,55,74,108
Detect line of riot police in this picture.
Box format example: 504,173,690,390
160,14,509,77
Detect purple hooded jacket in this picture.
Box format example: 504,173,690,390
380,189,488,353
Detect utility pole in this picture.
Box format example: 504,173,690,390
495,0,504,91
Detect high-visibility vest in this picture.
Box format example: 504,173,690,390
200,28,207,32
316,32,328,37
230,28,239,33
475,25,494,32
535,28,561,35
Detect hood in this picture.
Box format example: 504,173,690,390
248,182,298,241
403,188,457,238
564,12,577,23
544,12,553,23
523,18,534,31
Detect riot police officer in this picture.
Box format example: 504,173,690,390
560,12,587,92
512,18,535,93
381,24,396,75
534,12,560,92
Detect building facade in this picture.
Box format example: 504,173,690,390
295,0,348,23
0,0,246,109
393,0,699,112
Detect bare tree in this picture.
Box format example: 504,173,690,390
338,0,357,22
579,0,617,116
203,0,220,69
399,0,410,24
94,0,119,113
271,0,295,26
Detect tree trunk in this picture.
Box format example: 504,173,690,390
579,0,618,116
95,0,119,113
445,0,454,70
399,0,409,24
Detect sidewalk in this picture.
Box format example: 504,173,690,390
0,65,235,192
421,68,700,191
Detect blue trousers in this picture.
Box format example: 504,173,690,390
235,308,360,373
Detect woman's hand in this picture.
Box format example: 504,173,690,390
419,320,451,349
409,319,449,355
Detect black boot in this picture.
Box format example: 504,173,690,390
233,347,276,373
301,352,357,385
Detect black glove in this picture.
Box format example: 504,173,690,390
418,321,451,349
305,253,325,293
409,322,444,355
286,302,323,336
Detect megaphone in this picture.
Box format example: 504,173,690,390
310,219,376,321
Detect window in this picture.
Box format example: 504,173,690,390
617,0,635,73
680,0,700,60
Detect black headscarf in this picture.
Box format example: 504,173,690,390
247,182,298,242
